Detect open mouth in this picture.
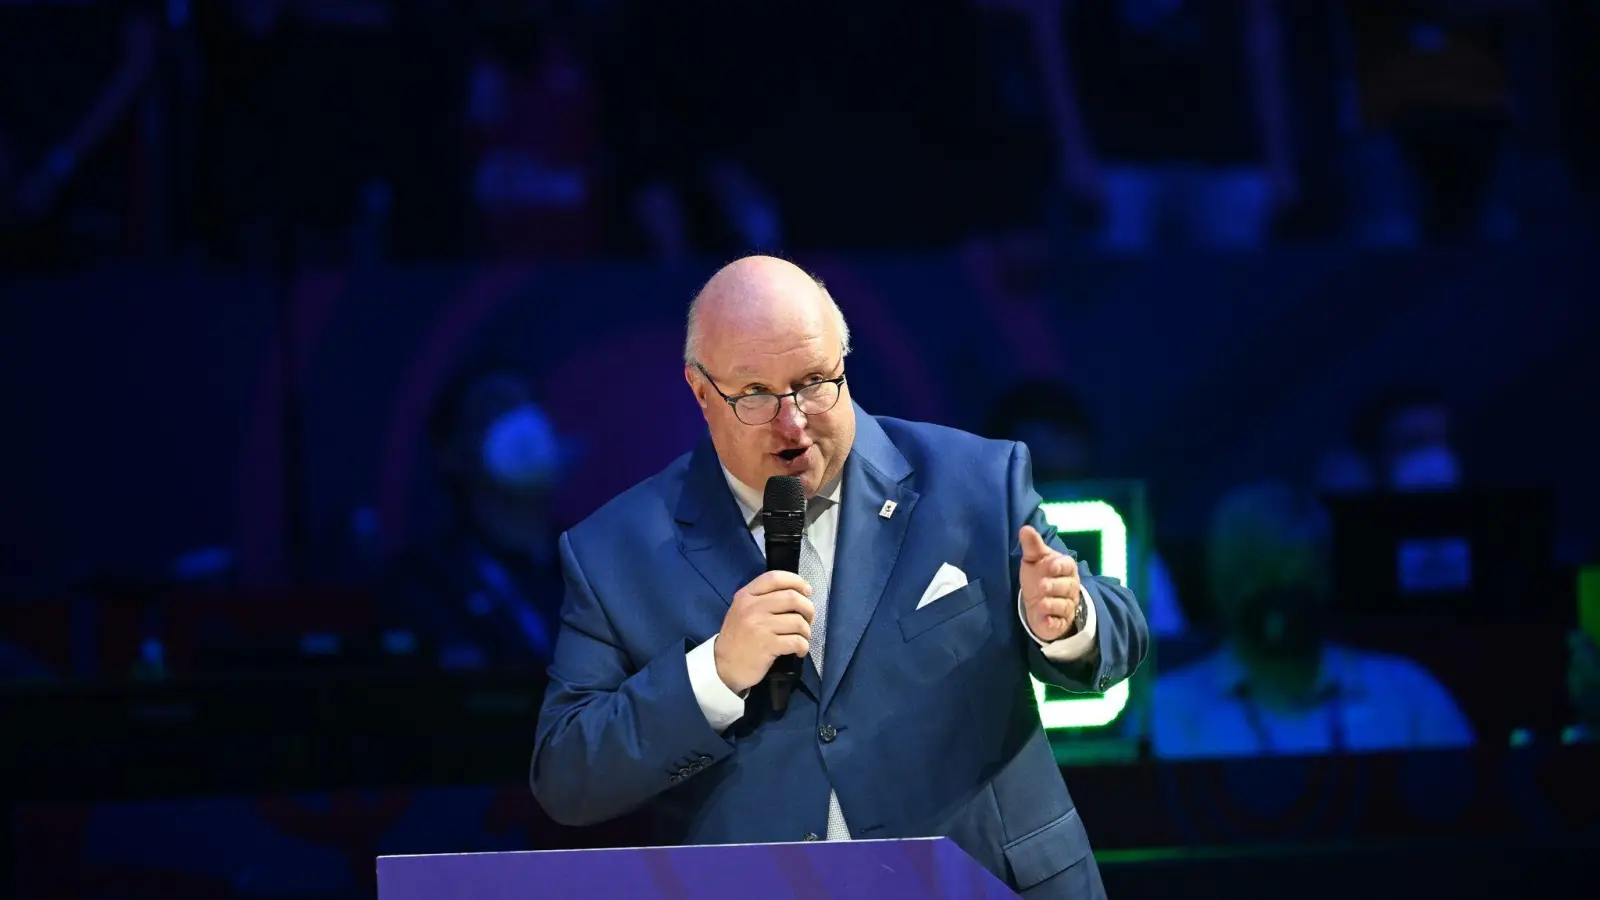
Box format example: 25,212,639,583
776,447,808,462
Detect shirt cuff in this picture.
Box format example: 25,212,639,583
1017,588,1099,662
687,634,747,733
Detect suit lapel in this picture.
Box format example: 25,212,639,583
676,438,765,611
821,409,917,711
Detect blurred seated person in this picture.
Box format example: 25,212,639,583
465,0,610,260
1315,383,1460,495
979,0,1296,252
1566,628,1600,745
1340,0,1527,244
1154,481,1474,758
983,377,1188,637
377,361,572,672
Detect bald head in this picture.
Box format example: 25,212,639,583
682,255,857,499
683,256,851,368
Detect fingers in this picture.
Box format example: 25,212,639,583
1021,527,1080,577
1020,526,1079,573
1039,575,1079,598
1030,595,1076,620
747,570,813,597
1018,525,1052,563
755,589,816,623
1039,614,1071,637
720,573,823,692
769,612,812,642
728,606,811,662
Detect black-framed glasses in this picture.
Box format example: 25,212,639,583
695,363,847,426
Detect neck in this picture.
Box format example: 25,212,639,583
1233,644,1324,711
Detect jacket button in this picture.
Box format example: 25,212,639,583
819,724,838,743
1098,675,1110,691
804,832,821,841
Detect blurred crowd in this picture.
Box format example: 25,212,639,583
3,0,1599,271
375,362,1598,757
3,0,1598,766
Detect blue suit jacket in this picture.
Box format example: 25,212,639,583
532,408,1149,899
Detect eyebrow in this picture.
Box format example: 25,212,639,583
744,364,839,391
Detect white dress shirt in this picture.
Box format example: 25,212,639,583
685,468,1101,733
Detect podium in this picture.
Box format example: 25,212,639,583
378,837,1018,899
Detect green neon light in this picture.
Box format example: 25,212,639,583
1033,500,1130,729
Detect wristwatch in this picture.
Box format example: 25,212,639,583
1070,592,1088,636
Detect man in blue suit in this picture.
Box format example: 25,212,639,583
532,256,1148,898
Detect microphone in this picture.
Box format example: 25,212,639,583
762,475,807,712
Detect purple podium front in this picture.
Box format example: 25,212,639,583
377,837,1018,899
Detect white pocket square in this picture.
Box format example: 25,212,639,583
915,563,970,610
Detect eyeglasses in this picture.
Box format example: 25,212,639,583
695,363,847,426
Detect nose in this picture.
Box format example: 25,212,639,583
773,396,807,437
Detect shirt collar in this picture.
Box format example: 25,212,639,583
721,466,842,530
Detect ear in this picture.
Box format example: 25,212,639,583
685,365,711,414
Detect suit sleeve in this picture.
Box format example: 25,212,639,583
1007,441,1150,693
530,531,737,827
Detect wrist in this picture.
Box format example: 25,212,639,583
711,638,746,694
1066,592,1088,637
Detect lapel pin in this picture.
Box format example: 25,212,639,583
879,500,898,519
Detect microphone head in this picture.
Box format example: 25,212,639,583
762,475,806,537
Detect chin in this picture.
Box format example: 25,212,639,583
797,471,825,498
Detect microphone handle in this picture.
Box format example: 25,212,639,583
764,531,804,712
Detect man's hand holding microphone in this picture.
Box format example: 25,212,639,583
714,572,815,695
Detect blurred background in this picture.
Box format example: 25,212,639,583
2,0,1599,897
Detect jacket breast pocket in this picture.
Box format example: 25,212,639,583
899,579,988,642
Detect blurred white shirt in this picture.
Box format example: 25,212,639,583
1153,643,1476,759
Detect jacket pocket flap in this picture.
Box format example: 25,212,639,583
898,580,986,641
1002,807,1092,890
